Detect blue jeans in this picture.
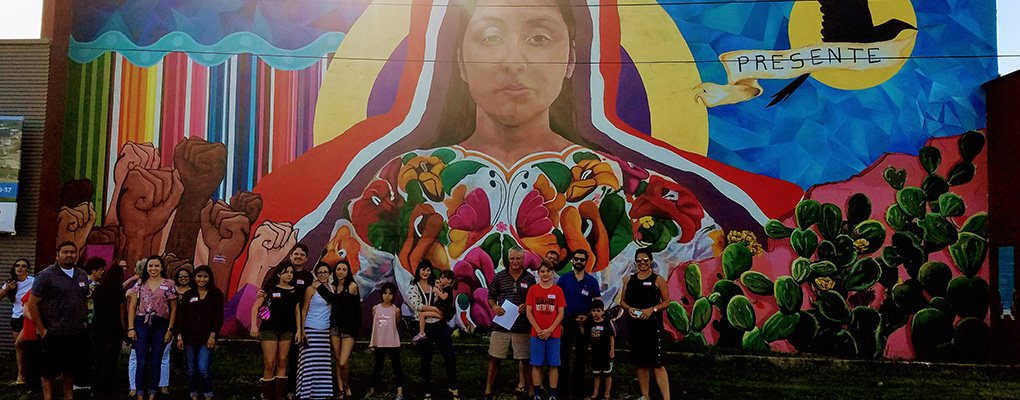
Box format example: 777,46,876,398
185,345,214,398
134,316,169,395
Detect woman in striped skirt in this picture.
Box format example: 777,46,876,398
296,263,335,399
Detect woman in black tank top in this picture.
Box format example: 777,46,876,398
619,249,672,400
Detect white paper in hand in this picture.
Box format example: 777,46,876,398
492,299,520,330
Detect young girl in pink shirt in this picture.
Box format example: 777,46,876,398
369,282,404,400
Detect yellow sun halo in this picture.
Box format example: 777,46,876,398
788,0,917,90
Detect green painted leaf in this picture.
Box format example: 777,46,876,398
958,130,985,162
711,279,743,310
795,199,822,229
937,193,965,218
891,279,928,314
726,295,756,331
815,290,851,324
947,276,989,319
845,257,881,291
481,233,504,268
666,301,690,335
851,219,886,254
765,219,794,239
919,261,952,297
401,152,418,164
960,212,987,239
634,180,648,196
774,276,802,314
791,257,811,283
762,311,801,342
846,193,872,227
440,161,485,194
571,151,600,164
809,260,837,277
431,148,457,164
949,232,987,278
791,228,819,258
684,263,702,299
722,243,753,280
883,166,907,190
832,234,858,267
691,297,713,332
920,213,958,248
534,162,572,193
818,203,843,241
742,327,770,352
740,271,774,295
921,174,949,201
918,146,942,174
599,193,633,260
947,162,976,186
886,204,910,231
897,187,927,219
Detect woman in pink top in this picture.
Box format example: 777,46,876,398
369,282,403,400
127,255,179,400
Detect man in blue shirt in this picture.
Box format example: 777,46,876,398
556,249,601,396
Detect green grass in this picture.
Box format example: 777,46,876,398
2,339,1020,399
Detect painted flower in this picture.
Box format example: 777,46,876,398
516,189,563,259
560,201,610,272
446,187,492,259
565,159,620,202
452,248,496,330
350,180,403,246
815,277,835,291
854,238,869,253
602,152,649,195
629,176,704,243
708,229,726,257
398,204,449,272
398,155,446,202
534,175,565,227
321,225,362,275
727,230,764,256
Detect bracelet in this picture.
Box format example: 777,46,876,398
127,328,135,332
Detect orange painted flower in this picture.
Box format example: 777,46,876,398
560,201,610,272
398,204,450,272
321,226,362,275
534,175,565,227
708,229,726,258
398,156,446,202
565,159,620,202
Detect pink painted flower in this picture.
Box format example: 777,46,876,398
516,190,554,238
453,248,497,329
495,221,509,232
446,188,492,259
602,152,650,195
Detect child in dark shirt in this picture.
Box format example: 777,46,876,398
586,300,615,400
413,270,456,342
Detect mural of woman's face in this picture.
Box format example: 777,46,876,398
459,0,574,128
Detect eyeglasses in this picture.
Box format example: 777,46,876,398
636,258,651,263
178,275,191,279
316,271,330,275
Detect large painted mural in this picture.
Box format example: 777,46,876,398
59,0,997,361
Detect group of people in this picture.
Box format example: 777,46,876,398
4,241,673,400
3,241,225,400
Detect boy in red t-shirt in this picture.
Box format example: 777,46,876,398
526,261,565,400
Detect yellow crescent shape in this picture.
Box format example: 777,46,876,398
313,0,413,146
617,0,709,155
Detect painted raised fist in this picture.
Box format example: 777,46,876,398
240,220,297,291
107,143,160,226
117,166,183,265
165,137,227,258
199,194,260,294
56,201,96,253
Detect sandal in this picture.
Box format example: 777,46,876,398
449,389,461,400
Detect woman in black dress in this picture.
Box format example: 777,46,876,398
619,248,671,400
90,259,127,397
314,260,360,398
251,262,303,400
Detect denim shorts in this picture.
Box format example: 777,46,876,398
529,337,561,367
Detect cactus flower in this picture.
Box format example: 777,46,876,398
815,276,835,291
854,238,869,253
639,216,655,229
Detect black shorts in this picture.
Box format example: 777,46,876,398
591,357,614,375
11,316,24,332
40,331,89,378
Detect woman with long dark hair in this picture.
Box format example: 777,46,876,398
90,258,127,397
314,260,361,398
127,255,179,400
1,258,34,384
406,260,459,399
251,262,303,400
295,262,335,399
175,265,224,400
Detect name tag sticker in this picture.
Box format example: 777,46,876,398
78,281,86,287
296,279,305,285
643,282,653,286
190,297,199,303
159,285,169,291
547,294,556,299
272,292,282,298
581,289,589,296
594,326,603,331
520,283,528,289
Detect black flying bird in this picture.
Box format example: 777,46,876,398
767,0,917,107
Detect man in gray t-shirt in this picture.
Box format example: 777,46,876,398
25,241,90,400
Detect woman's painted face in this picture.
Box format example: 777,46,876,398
459,0,574,127
146,260,163,278
14,262,28,279
316,266,331,282
335,264,349,280
194,272,210,288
